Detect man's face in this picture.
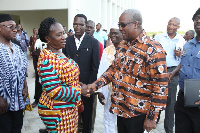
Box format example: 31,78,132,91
96,24,101,30
194,14,200,35
110,28,123,46
33,28,38,34
86,22,95,36
0,20,17,40
73,17,86,37
118,13,137,42
17,24,22,31
183,31,192,41
167,19,179,35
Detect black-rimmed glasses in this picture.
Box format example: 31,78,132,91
0,24,17,30
118,21,135,28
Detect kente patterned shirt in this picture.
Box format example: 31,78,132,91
37,49,81,110
0,42,28,111
94,30,168,121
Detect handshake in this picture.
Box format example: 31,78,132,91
79,82,97,97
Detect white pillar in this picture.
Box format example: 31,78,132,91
112,2,117,23
107,0,112,31
67,0,77,31
101,0,107,29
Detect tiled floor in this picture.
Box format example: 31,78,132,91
22,55,170,133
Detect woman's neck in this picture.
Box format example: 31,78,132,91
47,45,61,53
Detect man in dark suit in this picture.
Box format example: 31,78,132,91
63,14,100,133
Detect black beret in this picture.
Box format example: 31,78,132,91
0,14,14,23
192,8,200,21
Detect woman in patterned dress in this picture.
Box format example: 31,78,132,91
37,17,90,133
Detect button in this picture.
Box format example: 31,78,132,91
191,54,193,56
188,64,190,66
76,54,78,56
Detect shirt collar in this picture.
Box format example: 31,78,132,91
190,36,200,44
74,32,85,42
164,32,180,40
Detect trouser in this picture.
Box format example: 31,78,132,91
0,110,23,133
79,94,94,133
164,67,178,133
175,90,200,133
117,115,146,133
104,97,117,133
91,94,97,133
34,70,43,102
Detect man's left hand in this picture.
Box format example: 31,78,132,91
195,100,200,109
22,87,28,101
174,49,182,57
143,118,156,132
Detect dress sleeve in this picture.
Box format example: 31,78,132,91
38,59,81,103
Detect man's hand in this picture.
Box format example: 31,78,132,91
97,92,105,105
87,83,98,93
79,82,90,97
195,100,200,109
143,118,156,132
22,87,28,101
174,49,182,57
168,72,175,82
0,96,8,114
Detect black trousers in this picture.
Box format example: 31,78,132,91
34,70,42,102
175,90,200,133
117,115,146,133
0,110,23,133
80,94,94,133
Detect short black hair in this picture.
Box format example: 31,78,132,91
38,17,57,42
192,8,200,21
74,14,87,24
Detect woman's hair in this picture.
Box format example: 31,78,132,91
38,17,57,42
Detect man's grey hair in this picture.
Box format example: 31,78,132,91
123,9,143,26
170,17,180,25
188,30,195,37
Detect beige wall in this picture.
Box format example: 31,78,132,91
0,10,68,38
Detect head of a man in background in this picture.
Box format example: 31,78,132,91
73,14,87,39
86,20,95,36
183,30,195,41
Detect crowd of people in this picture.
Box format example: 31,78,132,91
0,7,200,133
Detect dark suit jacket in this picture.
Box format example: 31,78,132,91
63,34,100,84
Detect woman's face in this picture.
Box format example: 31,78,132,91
47,23,66,49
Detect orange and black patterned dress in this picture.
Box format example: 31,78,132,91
37,49,82,133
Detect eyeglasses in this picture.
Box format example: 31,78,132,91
118,21,135,28
0,24,17,30
194,17,200,22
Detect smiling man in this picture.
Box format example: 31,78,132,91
88,9,168,133
0,14,28,133
63,14,100,133
154,17,186,133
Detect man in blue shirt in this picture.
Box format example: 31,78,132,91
154,17,185,133
170,8,200,133
93,23,108,48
